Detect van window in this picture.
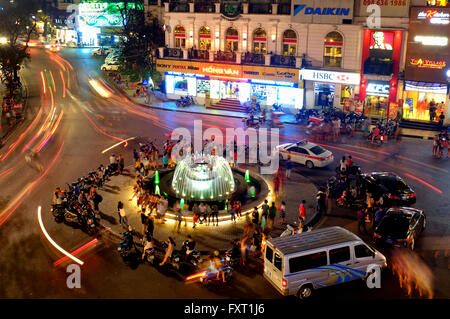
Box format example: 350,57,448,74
274,253,282,271
265,246,273,263
329,246,350,264
289,251,327,274
355,244,373,258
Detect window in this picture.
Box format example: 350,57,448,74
253,28,267,54
174,25,186,49
199,26,211,50
329,246,350,264
225,27,239,52
324,31,343,68
354,244,373,258
274,253,282,271
265,246,274,263
289,251,327,274
282,29,297,56
309,146,326,155
289,147,308,154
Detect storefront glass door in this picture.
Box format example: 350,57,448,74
314,83,335,108
403,91,447,121
365,95,388,118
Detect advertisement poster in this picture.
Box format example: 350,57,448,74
343,98,354,112
369,31,394,50
389,102,399,119
355,100,364,115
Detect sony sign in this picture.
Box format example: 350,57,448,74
300,69,360,85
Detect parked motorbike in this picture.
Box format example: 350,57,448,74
51,203,66,223
118,230,135,259
272,102,283,113
176,96,193,107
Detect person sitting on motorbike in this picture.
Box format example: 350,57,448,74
246,112,254,126
371,125,381,144
209,250,226,283
141,235,154,260
159,236,175,266
53,187,64,205
181,235,196,262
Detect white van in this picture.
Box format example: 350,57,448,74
264,226,387,299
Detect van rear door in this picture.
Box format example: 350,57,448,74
264,245,285,294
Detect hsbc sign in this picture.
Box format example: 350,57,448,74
300,69,360,85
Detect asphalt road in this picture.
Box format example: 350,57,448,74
0,48,448,299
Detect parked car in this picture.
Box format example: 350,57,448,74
361,172,416,207
264,226,387,299
105,53,120,64
92,47,115,56
276,140,334,169
373,207,426,250
101,62,120,71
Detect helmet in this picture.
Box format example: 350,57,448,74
213,250,219,257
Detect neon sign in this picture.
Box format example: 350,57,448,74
414,36,448,46
409,58,447,69
202,66,239,76
417,10,450,24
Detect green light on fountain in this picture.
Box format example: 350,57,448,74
155,185,160,195
180,198,185,209
245,169,250,184
154,171,160,185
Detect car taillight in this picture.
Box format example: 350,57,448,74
373,233,381,239
410,193,416,198
387,194,400,199
282,278,287,288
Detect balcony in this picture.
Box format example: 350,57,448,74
248,3,272,14
163,47,183,58
270,54,296,67
194,2,216,12
364,58,394,76
323,56,342,68
214,51,237,62
241,52,265,65
188,49,210,61
169,1,189,12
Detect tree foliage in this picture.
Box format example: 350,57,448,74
0,0,40,96
115,0,164,81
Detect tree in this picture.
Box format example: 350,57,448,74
115,0,164,82
0,0,40,96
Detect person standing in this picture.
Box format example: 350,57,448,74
285,156,292,179
210,204,219,226
251,207,259,230
146,215,154,238
140,207,148,238
268,201,277,231
433,134,439,157
279,201,286,225
260,206,267,232
233,200,242,219
438,112,445,129
357,209,368,235
316,187,327,216
118,154,125,174
227,202,236,224
118,201,128,228
192,203,200,229
159,237,175,266
298,200,306,224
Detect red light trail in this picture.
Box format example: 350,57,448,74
53,238,99,267
404,173,443,194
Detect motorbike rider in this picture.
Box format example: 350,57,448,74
181,235,196,262
371,125,381,144
209,250,226,283
246,112,255,127
141,235,155,261
52,187,64,205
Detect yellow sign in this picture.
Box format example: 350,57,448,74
156,59,299,83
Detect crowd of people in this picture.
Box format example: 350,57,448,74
432,130,449,159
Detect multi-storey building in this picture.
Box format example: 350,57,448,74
156,0,363,110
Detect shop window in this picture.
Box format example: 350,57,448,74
340,85,353,106
324,31,343,68
282,29,297,56
253,28,267,54
225,27,239,52
174,25,186,48
199,26,211,50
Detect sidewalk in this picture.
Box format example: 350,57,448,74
0,80,29,143
96,164,318,252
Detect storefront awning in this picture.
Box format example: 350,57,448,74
404,81,448,94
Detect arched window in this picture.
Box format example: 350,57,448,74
225,27,239,52
253,28,267,54
282,29,297,56
324,31,343,67
174,25,186,49
199,26,211,50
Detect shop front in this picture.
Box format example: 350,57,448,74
300,69,360,110
363,80,390,118
403,7,450,123
156,59,302,109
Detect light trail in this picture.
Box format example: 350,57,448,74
0,167,13,178
37,206,84,266
88,78,112,98
101,137,135,154
59,70,66,98
404,173,443,194
49,71,56,93
36,111,64,153
97,77,115,94
53,238,98,267
80,108,125,143
40,71,46,94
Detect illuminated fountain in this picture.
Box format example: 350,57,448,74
171,154,235,201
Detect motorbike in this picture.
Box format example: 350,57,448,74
186,260,233,286
51,203,66,223
176,96,193,107
272,102,283,113
83,209,98,235
224,239,241,267
336,192,365,209
143,247,156,264
367,132,385,145
118,230,135,259
242,115,260,129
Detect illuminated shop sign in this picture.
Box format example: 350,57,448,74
166,72,208,79
249,79,297,88
417,10,450,24
293,5,350,16
79,2,143,15
80,15,124,27
405,81,447,94
300,69,360,85
414,36,448,46
369,31,394,50
202,65,240,76
409,58,447,69
366,81,390,96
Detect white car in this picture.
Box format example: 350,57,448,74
105,54,120,64
276,140,334,168
101,62,120,71
92,47,115,56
